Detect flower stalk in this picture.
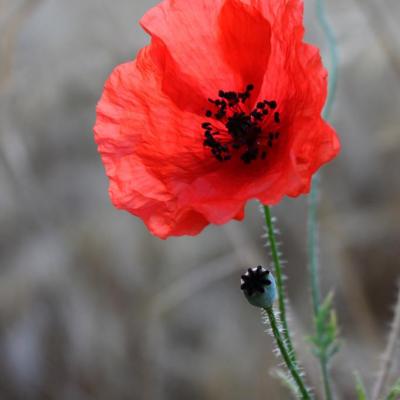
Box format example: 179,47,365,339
308,175,336,400
264,307,312,400
263,205,296,362
306,0,340,398
308,173,322,317
372,285,400,400
241,266,311,399
321,359,333,400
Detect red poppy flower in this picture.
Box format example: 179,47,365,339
94,0,340,239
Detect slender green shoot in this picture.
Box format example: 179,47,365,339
385,379,400,400
265,307,313,400
263,205,296,362
354,373,368,400
307,0,340,398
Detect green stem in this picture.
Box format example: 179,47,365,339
308,173,322,318
317,0,338,121
308,176,334,400
307,0,339,399
265,307,312,400
321,357,333,400
372,286,400,400
263,205,296,362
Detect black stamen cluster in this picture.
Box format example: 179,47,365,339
240,266,271,296
201,85,281,164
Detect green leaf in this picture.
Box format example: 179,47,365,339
308,292,340,363
385,378,400,400
354,373,368,400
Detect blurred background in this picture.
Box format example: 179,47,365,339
1,0,400,399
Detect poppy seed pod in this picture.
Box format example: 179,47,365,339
241,266,277,308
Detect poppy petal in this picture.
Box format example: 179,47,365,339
140,0,238,112
95,49,245,237
218,0,272,93
94,0,340,238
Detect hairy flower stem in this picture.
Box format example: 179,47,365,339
306,0,339,399
372,285,400,400
263,205,296,362
321,356,333,400
265,307,312,400
308,176,334,400
308,173,322,317
317,0,338,122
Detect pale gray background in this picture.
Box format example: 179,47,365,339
0,0,400,399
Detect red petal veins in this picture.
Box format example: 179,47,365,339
94,50,246,238
94,0,340,238
140,0,238,112
218,0,271,95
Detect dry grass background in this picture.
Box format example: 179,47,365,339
0,0,399,399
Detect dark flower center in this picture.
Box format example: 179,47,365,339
240,266,271,296
202,84,281,164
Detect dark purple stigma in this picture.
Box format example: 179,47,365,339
202,84,281,164
240,266,271,296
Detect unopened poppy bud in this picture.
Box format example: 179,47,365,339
241,266,277,308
